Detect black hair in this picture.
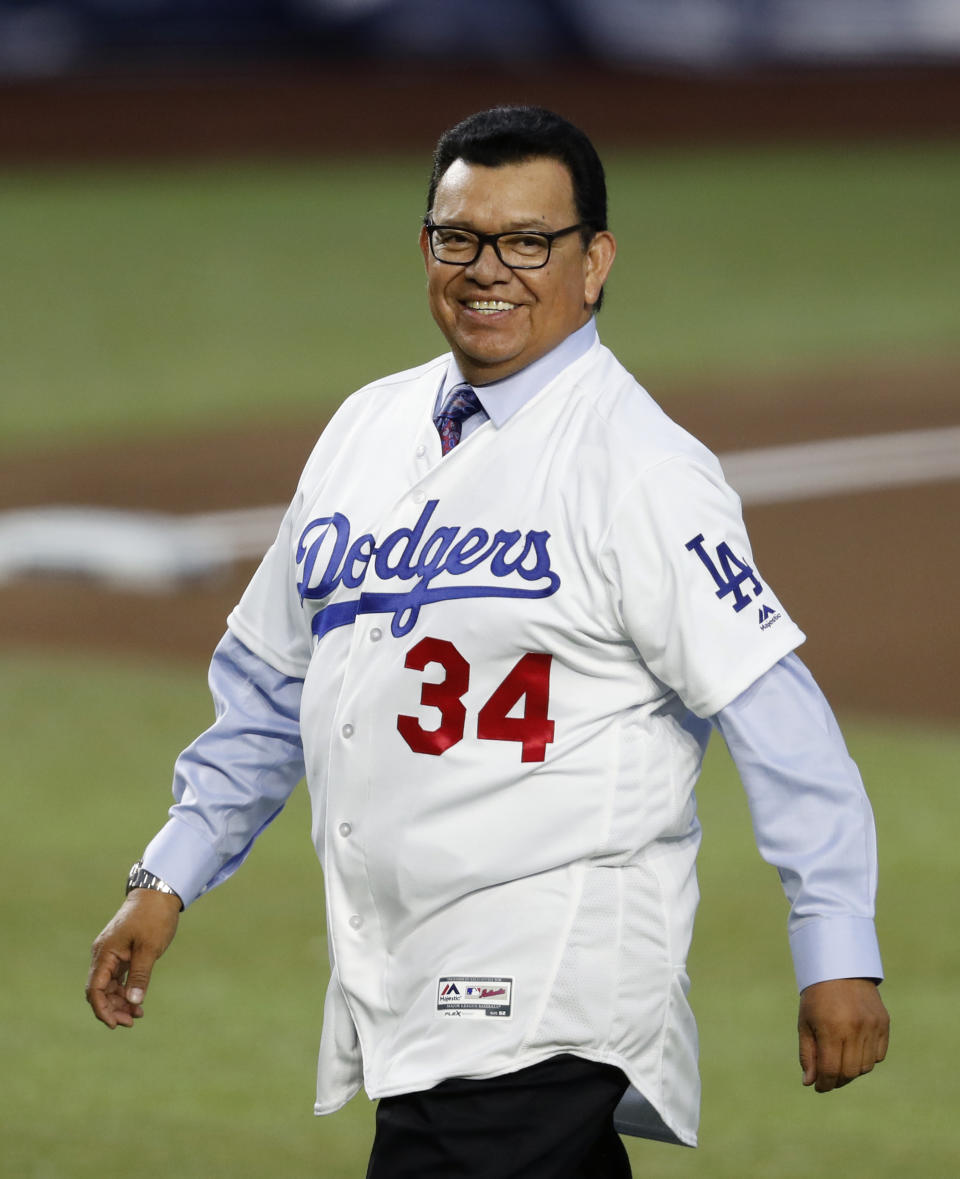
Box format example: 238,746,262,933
427,106,609,308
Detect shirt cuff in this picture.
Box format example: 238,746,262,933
790,915,884,993
142,817,225,910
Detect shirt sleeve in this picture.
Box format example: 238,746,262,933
227,485,314,678
602,454,805,717
141,631,305,908
711,652,883,992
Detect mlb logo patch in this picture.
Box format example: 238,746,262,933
437,976,513,1019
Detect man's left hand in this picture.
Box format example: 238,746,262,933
798,977,889,1092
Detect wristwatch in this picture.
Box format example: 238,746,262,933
126,860,183,909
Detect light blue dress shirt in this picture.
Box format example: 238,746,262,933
144,317,882,993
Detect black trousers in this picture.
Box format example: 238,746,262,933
365,1054,632,1179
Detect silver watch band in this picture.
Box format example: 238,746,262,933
126,860,183,908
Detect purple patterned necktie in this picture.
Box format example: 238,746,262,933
435,384,482,455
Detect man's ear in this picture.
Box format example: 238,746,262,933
584,231,616,307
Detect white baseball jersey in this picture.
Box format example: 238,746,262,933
227,335,804,1147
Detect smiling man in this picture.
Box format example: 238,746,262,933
421,154,614,383
88,107,888,1179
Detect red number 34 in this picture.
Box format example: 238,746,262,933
397,637,555,763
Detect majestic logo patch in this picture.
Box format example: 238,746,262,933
296,500,561,641
685,533,762,613
758,603,782,630
437,976,513,1019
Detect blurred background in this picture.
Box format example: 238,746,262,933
2,0,960,77
1,5,958,1178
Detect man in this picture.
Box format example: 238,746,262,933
87,107,888,1178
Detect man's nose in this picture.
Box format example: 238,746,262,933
465,241,511,283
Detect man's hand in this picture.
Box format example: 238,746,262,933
86,889,182,1029
798,978,889,1092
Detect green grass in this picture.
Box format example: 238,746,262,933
603,142,960,381
1,652,956,1177
0,159,434,451
1,140,958,452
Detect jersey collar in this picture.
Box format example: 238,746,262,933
437,318,598,429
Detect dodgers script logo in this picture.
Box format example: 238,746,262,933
296,499,561,641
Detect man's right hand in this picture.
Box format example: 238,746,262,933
86,889,182,1028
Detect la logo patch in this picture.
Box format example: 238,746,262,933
685,533,762,613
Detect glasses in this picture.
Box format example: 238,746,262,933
423,219,585,270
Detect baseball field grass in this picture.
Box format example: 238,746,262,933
1,141,958,450
2,651,957,1177
1,138,957,1176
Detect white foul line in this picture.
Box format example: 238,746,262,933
0,426,957,588
722,426,960,506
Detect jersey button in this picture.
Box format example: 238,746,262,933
348,914,363,930
341,723,354,739
338,822,352,838
415,444,426,458
412,491,426,505
369,627,382,642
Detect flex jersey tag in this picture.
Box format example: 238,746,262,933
437,976,513,1019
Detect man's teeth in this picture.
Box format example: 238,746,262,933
467,301,516,313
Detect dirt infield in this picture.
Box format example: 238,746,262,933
3,354,957,725
2,61,959,163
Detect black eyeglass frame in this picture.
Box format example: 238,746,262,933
423,219,586,270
